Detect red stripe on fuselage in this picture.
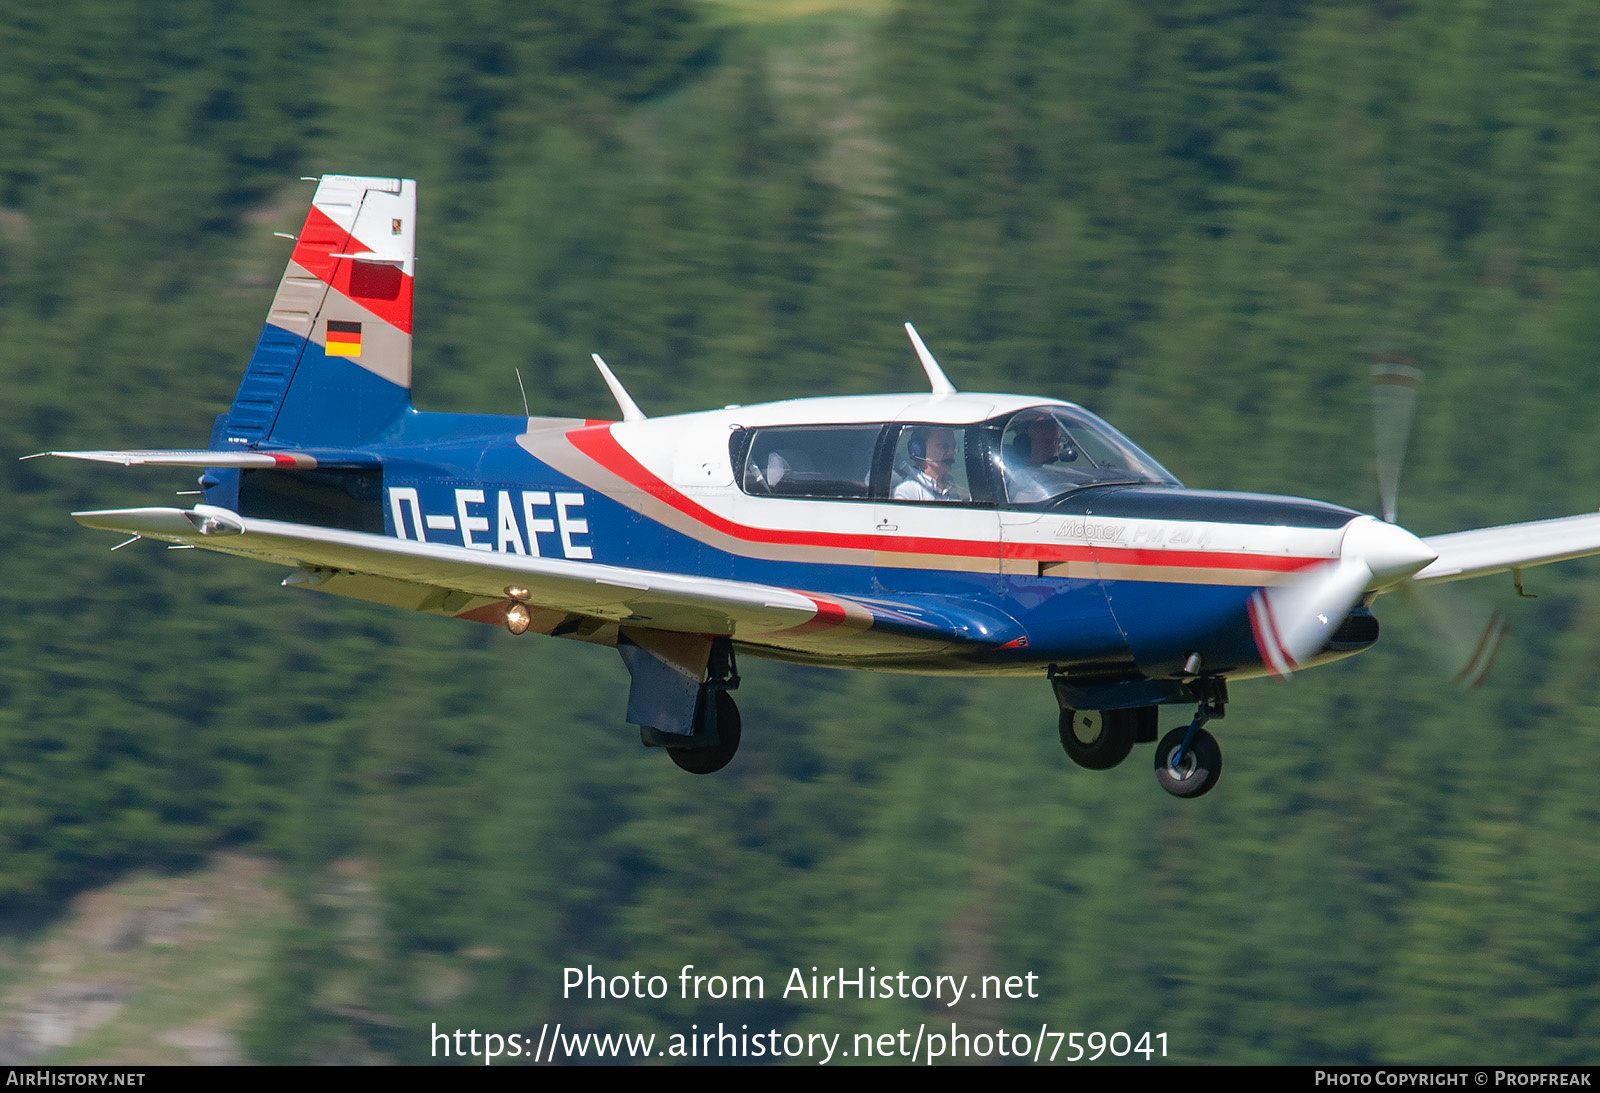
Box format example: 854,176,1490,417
568,424,952,554
291,206,413,334
1006,539,1322,574
566,424,1332,574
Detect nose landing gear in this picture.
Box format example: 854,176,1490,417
1154,680,1225,798
1154,725,1221,797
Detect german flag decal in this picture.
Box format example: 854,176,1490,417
325,320,362,357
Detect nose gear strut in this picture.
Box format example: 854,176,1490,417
1154,677,1225,799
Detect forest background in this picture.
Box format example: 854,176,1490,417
5,0,1600,1065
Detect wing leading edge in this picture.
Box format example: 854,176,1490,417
71,506,1017,660
1414,511,1600,585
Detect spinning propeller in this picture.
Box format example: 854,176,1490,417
1247,363,1504,686
1246,510,1435,680
1370,362,1506,689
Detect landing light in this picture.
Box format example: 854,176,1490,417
504,584,530,601
505,602,533,635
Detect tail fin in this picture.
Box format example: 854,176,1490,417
222,175,416,448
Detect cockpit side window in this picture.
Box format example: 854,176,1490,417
885,423,995,505
996,407,1179,505
732,424,885,500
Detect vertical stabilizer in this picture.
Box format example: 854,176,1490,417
224,175,416,448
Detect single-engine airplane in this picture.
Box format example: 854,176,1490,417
38,175,1600,797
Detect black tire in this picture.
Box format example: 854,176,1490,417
1058,708,1137,770
1153,726,1222,798
669,691,741,775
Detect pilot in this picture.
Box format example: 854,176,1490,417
893,427,967,502
1016,414,1065,466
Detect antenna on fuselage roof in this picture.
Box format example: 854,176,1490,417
515,368,531,418
591,353,647,422
904,322,957,395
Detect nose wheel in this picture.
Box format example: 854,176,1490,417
1049,675,1228,798
1153,680,1225,798
1154,725,1221,798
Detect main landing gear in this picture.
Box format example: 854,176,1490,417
669,690,742,774
1058,707,1155,770
623,634,744,775
1056,677,1227,799
665,640,742,775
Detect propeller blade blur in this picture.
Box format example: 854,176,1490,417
1372,361,1422,524
1400,581,1507,692
1249,557,1374,678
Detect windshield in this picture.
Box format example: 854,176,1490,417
996,406,1180,505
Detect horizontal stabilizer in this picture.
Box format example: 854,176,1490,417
75,505,244,538
1415,511,1600,584
34,449,382,470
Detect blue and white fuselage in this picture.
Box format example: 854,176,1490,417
49,175,1600,796
226,392,1356,689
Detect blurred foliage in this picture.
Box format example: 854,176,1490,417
5,0,1600,1065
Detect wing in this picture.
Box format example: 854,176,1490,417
1413,511,1600,584
72,506,1024,660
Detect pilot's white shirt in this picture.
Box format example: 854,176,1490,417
893,468,964,502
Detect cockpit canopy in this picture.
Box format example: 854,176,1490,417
995,406,1180,504
731,405,1179,507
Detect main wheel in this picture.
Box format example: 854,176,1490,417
1153,726,1222,798
1059,708,1138,770
669,691,742,775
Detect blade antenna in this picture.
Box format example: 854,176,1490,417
1371,360,1421,523
515,368,531,419
591,354,647,423
905,323,957,395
